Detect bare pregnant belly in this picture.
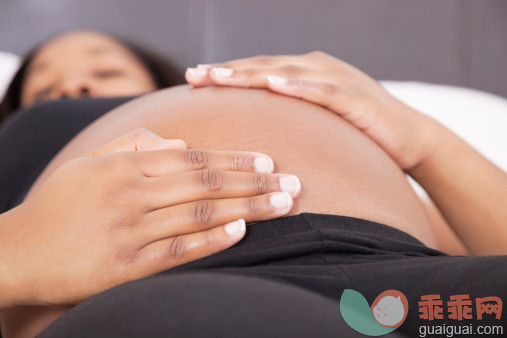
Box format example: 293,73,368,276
33,85,434,245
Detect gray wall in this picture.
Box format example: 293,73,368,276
0,0,506,96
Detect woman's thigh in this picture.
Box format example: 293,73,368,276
38,273,372,338
38,256,507,338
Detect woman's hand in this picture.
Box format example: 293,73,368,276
0,128,300,309
186,52,445,171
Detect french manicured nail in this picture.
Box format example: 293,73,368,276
187,68,208,77
270,192,292,210
279,175,301,195
254,156,274,173
225,219,246,235
197,64,213,69
212,67,233,77
267,75,288,85
164,139,187,148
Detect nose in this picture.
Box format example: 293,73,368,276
59,76,93,99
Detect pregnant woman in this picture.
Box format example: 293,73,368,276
0,31,506,337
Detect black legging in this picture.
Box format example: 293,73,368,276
38,214,507,338
39,272,386,338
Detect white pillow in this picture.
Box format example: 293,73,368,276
381,81,507,199
0,51,21,100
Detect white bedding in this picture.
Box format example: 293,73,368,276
381,81,507,199
0,51,20,99
0,53,505,199
382,81,507,172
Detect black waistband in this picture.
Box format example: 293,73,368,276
173,213,446,271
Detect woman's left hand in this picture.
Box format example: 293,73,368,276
185,52,444,171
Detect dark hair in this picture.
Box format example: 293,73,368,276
0,35,185,125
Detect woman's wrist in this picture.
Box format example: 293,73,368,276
405,116,454,179
396,101,450,173
0,206,31,309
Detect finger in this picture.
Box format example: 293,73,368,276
143,170,301,210
133,219,246,276
134,149,274,177
185,67,215,88
85,128,187,157
185,54,318,87
205,65,337,89
266,78,368,128
264,77,355,118
205,54,313,69
135,191,293,244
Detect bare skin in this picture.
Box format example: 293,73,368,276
32,85,434,241
0,124,302,337
16,33,469,256
2,32,312,337
1,84,436,337
21,30,157,107
0,31,304,337
186,51,507,255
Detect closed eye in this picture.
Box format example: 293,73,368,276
33,84,56,102
93,69,125,79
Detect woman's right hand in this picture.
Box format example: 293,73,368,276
0,128,300,309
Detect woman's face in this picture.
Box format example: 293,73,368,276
21,31,157,107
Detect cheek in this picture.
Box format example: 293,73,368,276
20,86,32,106
20,82,40,107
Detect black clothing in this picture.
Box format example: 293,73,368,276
0,97,132,212
41,213,507,338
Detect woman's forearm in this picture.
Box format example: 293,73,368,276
0,206,28,310
408,127,507,255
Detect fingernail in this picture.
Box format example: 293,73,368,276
279,175,301,195
225,219,246,235
212,67,233,77
267,75,288,85
164,139,187,149
197,64,213,69
270,192,292,210
254,156,274,173
187,68,208,77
